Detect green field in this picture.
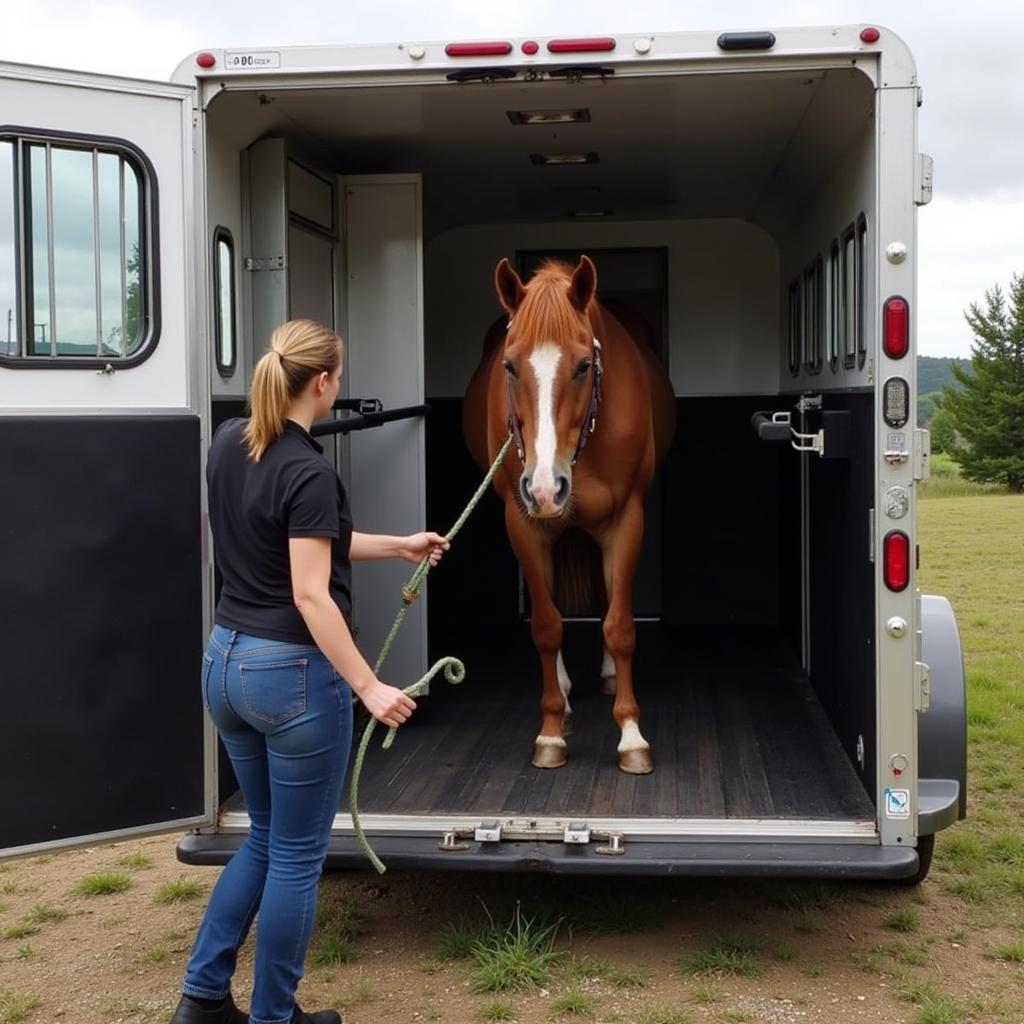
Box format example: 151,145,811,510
917,490,1024,905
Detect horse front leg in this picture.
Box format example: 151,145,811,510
600,497,653,774
505,507,569,768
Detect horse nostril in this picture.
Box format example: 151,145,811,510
555,475,570,506
520,475,533,506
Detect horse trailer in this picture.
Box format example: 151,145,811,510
0,24,965,881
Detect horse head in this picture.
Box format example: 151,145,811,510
495,255,603,518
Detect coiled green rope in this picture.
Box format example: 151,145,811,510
348,434,513,873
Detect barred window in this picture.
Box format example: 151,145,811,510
0,132,156,366
213,227,236,377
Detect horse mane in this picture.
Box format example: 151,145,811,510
512,261,590,342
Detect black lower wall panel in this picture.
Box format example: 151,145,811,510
0,416,204,849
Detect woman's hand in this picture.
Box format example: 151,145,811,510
399,531,450,566
361,681,418,728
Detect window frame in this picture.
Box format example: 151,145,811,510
787,278,802,377
803,255,824,376
856,212,869,369
840,222,857,370
212,225,236,378
0,125,160,370
827,239,840,372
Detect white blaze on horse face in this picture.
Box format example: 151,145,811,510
527,342,562,505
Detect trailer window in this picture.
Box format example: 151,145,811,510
856,214,868,369
827,240,840,371
803,257,823,375
0,131,156,367
787,279,801,377
213,227,236,377
841,224,856,369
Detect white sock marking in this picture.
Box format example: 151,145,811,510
617,719,649,753
534,734,567,749
528,343,561,497
601,647,615,680
556,651,573,714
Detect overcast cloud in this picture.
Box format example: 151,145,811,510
4,0,1023,356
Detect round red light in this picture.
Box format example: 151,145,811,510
196,52,217,69
860,27,880,44
522,41,539,55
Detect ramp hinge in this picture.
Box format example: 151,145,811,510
475,821,503,843
244,256,286,272
915,661,932,713
915,152,934,206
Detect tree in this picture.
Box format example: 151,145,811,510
941,273,1024,492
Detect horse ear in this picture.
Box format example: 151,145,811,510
569,255,598,312
495,258,526,314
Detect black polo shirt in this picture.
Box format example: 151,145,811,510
207,418,353,644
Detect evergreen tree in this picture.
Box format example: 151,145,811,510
942,273,1024,492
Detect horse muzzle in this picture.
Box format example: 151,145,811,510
521,466,571,518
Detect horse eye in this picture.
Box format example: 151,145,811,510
574,358,592,379
503,359,518,380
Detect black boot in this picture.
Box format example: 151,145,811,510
292,1006,342,1024
168,993,248,1024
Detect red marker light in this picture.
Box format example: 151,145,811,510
547,37,616,54
860,27,881,44
884,531,910,592
884,296,910,359
445,41,513,57
522,41,540,55
196,52,217,69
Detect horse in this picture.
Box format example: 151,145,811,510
462,255,676,774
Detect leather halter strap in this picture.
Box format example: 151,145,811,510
505,329,604,467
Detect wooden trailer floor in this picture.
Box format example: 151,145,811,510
340,625,875,821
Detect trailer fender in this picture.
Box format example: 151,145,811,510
918,594,967,833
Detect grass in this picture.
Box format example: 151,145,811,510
918,452,1008,498
883,908,921,933
898,979,965,1023
688,985,722,1005
116,850,153,870
635,1008,690,1024
680,936,764,979
24,904,68,924
2,925,38,941
476,1003,515,1022
991,940,1024,963
567,886,666,936
311,896,367,965
548,990,596,1019
14,946,32,961
468,905,563,993
310,933,353,966
335,980,377,1009
75,872,132,896
0,991,42,1023
435,918,497,960
154,878,207,905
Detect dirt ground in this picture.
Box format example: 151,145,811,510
1,832,1022,1024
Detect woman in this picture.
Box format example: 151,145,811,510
170,320,447,1024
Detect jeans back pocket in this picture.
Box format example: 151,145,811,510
239,658,308,725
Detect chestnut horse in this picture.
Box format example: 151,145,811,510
463,256,675,774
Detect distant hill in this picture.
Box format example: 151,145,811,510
919,355,971,395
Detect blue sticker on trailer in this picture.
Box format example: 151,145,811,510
885,788,911,819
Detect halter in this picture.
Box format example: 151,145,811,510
505,328,604,467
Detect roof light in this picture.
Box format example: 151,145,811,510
196,52,217,69
860,27,881,43
508,109,591,125
884,531,910,592
445,41,513,57
547,37,616,54
884,296,910,359
521,41,540,55
530,152,599,165
717,31,776,51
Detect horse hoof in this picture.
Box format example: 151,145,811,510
532,741,567,769
618,748,653,774
600,674,616,696
562,710,575,737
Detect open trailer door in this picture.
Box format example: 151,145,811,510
0,60,210,857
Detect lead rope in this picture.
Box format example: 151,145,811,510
348,434,515,873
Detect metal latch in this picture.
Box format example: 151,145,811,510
564,822,590,844
915,661,932,713
475,822,503,843
914,428,931,481
244,256,286,272
915,153,934,206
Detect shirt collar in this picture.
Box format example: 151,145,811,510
283,418,325,455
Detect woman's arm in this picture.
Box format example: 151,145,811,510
350,530,449,565
289,536,416,728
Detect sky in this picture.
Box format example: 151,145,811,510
4,0,1023,358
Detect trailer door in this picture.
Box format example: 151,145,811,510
0,62,208,857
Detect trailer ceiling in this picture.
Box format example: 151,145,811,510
208,67,874,240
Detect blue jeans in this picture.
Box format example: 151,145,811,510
183,626,352,1024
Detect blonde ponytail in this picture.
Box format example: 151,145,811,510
244,319,343,461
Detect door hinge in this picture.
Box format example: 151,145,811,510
915,661,932,713
440,821,627,856
915,153,934,206
914,428,931,481
243,256,287,272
